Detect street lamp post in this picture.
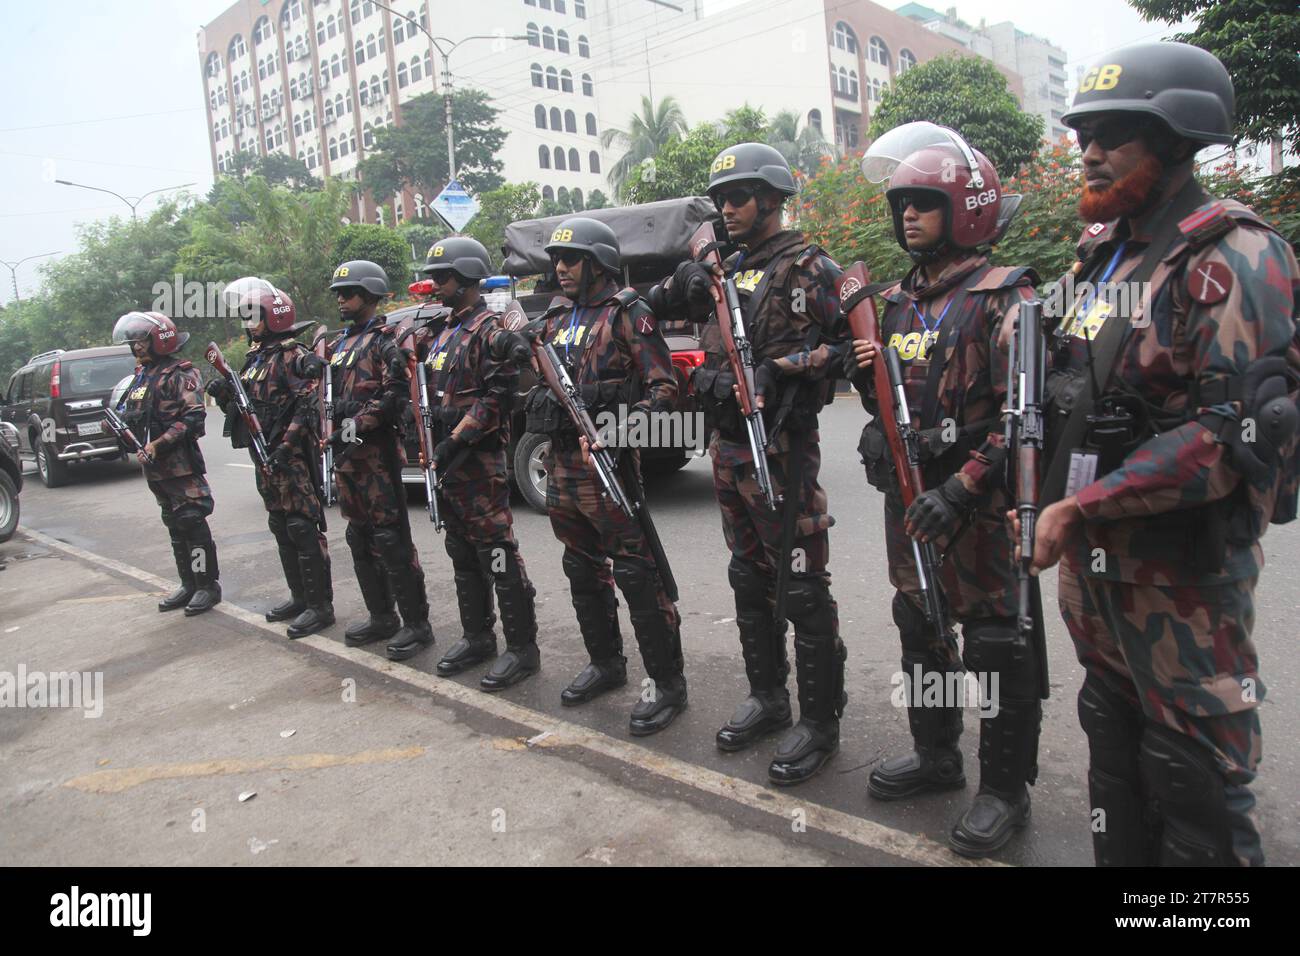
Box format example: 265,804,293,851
53,180,196,222
1,252,60,306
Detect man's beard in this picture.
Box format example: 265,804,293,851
1078,154,1164,223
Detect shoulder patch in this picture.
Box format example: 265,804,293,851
613,287,642,308
968,265,1040,292
177,360,194,371
1178,201,1237,249
1087,222,1106,237
1187,261,1233,305
794,244,823,267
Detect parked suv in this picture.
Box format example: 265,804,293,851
1,345,139,487
0,422,21,542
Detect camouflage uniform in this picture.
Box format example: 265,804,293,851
325,316,428,635
852,252,1043,814
216,338,332,624
680,228,846,778
1045,193,1300,866
119,357,218,598
531,277,684,699
415,301,539,682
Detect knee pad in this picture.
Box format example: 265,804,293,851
284,513,317,551
1077,676,1142,781
477,542,521,580
267,510,289,544
173,507,210,541
345,523,372,562
727,556,771,611
372,524,411,564
562,548,601,593
963,617,1037,700
785,575,836,635
1140,723,1235,865
444,531,476,568
891,591,933,655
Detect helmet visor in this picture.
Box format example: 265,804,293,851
112,312,162,345
861,121,979,183
222,276,279,327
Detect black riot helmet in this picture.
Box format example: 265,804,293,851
544,217,621,275
329,259,390,299
1063,41,1234,148
421,236,492,282
706,142,798,206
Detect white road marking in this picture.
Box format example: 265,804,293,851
19,527,998,867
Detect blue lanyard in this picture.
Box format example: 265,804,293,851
911,297,954,335
335,317,379,362
1078,241,1129,315
564,307,586,362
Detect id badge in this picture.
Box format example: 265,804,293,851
1064,449,1099,498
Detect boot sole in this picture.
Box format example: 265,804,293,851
768,741,839,787
344,630,399,647
286,620,335,640
947,804,1031,859
436,651,498,677
715,715,793,753
184,602,221,617
266,609,307,623
479,665,540,693
386,641,434,662
629,698,688,737
867,775,967,802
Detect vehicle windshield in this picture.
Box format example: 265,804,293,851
62,354,138,398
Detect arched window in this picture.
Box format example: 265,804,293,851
542,185,554,202
807,109,822,134
849,69,859,98
205,52,221,78
274,123,285,147
526,23,539,47
589,151,600,174
872,78,882,102
545,66,558,90
410,55,422,83
382,69,389,94
549,107,561,130
572,187,583,208
348,128,357,154
316,18,326,44
560,69,573,93
558,186,570,208
554,147,566,170
556,29,570,54
538,145,550,169
324,99,335,123
366,33,377,58
326,13,337,39
577,35,589,57
363,122,374,148
535,105,546,128
554,0,565,11
564,110,576,133
370,75,382,103
397,61,409,88
293,112,303,136
898,49,916,74
355,40,365,65
336,92,347,115
585,112,597,136
254,16,272,44
351,0,362,25
423,51,432,78
330,53,342,78
262,92,271,113
869,36,889,66
303,107,313,132
568,148,580,170
230,34,246,59
833,21,857,53
575,0,586,17
329,135,339,160
581,73,592,96
542,27,555,51
259,56,268,80
338,133,349,158
530,63,543,87
393,15,404,43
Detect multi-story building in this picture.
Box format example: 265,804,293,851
197,0,1024,226
895,3,1068,143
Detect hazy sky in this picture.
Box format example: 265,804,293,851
0,0,1183,305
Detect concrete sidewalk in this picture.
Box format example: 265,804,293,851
0,532,949,867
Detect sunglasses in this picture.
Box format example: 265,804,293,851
334,287,364,300
1075,117,1146,152
712,185,758,210
549,250,585,268
426,270,458,285
895,191,945,214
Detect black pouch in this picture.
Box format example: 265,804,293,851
524,386,570,436
693,367,742,437
857,421,897,494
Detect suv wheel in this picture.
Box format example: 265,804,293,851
513,432,550,515
36,442,68,488
0,470,18,542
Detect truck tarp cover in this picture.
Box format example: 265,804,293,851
501,196,717,277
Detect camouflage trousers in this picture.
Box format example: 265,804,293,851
1058,553,1264,783
440,471,530,577
254,446,323,525
337,461,423,596
148,473,214,520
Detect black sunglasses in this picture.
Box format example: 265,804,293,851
334,287,364,300
426,270,458,285
549,249,585,267
712,185,758,210
1075,116,1146,152
894,191,945,214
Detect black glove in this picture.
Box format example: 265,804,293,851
205,377,233,408
840,340,868,380
672,261,714,316
904,474,976,542
754,359,781,404
387,349,412,380
491,329,532,365
431,435,464,472
298,353,326,380
267,443,293,475
435,406,464,428
916,426,954,462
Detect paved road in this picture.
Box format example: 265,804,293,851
7,396,1299,865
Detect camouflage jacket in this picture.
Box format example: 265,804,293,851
325,315,408,473
1048,194,1300,584
854,253,1037,498
224,339,318,454
119,356,207,480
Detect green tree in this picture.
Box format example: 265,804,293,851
622,111,773,204
585,189,610,210
219,151,320,192
335,223,414,294
600,95,688,200
1129,0,1300,152
358,89,506,200
869,54,1045,176
398,221,447,267
464,182,541,266
767,109,833,177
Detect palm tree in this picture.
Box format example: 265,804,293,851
766,109,833,177
600,95,687,200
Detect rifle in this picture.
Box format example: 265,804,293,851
397,321,446,531
205,342,271,473
688,220,778,510
102,406,152,465
1005,299,1050,699
532,337,678,601
311,325,337,504
838,261,952,649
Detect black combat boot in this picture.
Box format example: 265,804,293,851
626,597,687,736
158,535,196,612
481,565,540,692
344,550,399,646
287,543,334,639
374,526,433,661
768,632,846,786
437,567,498,676
560,586,626,706
184,538,222,617
266,539,307,622
948,697,1039,857
716,612,791,751
868,656,966,801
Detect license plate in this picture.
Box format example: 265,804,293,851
77,421,103,436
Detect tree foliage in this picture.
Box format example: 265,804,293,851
766,109,833,178
868,54,1045,176
1129,0,1300,152
464,182,542,265
335,223,415,293
600,95,688,200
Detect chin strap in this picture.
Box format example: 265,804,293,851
907,239,952,265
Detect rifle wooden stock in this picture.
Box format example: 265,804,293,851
205,341,271,473
102,406,152,465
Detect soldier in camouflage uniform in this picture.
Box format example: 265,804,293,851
311,260,433,662
516,216,687,735
845,125,1040,855
206,278,334,639
112,311,221,616
1027,43,1300,866
648,143,845,785
411,237,540,690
